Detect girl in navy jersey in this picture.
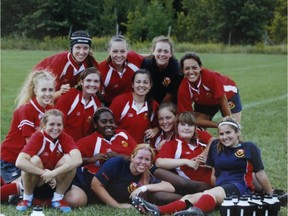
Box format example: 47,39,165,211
109,69,159,143
98,35,144,106
55,67,102,141
132,117,273,215
33,30,98,100
15,109,82,213
1,70,55,202
141,36,183,104
178,52,242,128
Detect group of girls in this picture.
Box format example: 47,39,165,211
0,30,275,215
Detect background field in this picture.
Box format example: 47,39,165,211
1,50,287,215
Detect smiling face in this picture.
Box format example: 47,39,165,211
81,73,100,97
94,111,116,140
130,148,152,175
158,107,177,134
182,58,201,83
152,42,172,69
72,44,90,63
218,124,240,148
34,79,54,108
132,73,152,96
109,41,128,69
43,115,64,139
177,122,196,142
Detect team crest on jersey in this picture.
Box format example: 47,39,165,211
235,149,245,158
144,113,148,120
87,116,92,123
162,77,171,87
56,150,62,158
122,141,128,147
205,92,213,98
127,182,138,193
228,101,235,109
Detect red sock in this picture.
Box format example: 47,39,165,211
158,200,186,214
194,194,216,213
1,183,18,202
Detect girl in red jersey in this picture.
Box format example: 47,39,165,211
109,69,159,144
73,107,138,203
1,70,55,202
55,67,102,141
15,109,82,213
33,30,98,100
98,35,144,106
177,52,242,128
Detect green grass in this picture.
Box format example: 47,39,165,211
1,50,287,215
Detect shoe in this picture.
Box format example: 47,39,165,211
8,194,22,205
174,207,204,216
278,193,288,206
16,199,32,211
132,196,160,215
51,200,71,213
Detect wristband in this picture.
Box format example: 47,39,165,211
140,185,148,192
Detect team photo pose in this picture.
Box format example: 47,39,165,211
109,69,159,143
98,35,144,106
0,70,55,202
141,35,183,104
55,67,102,141
15,109,82,213
91,144,177,209
177,52,242,128
132,117,273,215
33,30,98,100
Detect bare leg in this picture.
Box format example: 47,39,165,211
64,185,87,207
153,168,211,195
147,191,182,205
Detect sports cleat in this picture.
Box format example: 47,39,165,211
16,199,32,211
278,193,288,207
174,207,204,216
51,200,72,213
132,196,160,215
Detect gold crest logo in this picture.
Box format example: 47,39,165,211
122,141,128,147
235,149,245,158
127,182,138,193
162,77,171,87
144,113,148,120
228,101,235,109
205,92,213,98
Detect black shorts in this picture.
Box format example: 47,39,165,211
221,184,240,197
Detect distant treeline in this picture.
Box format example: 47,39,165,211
1,0,287,45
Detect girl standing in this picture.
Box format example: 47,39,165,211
98,35,143,106
55,67,102,141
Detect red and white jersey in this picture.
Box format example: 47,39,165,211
109,92,158,143
21,130,77,170
178,68,237,113
33,51,98,91
1,98,53,163
77,130,136,174
98,51,143,104
157,135,212,184
55,88,102,141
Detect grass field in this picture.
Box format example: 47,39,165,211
1,50,287,215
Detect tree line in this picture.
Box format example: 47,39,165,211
1,0,287,45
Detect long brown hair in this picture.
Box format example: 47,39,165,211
176,112,198,144
130,143,156,186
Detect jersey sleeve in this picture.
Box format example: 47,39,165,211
197,129,213,144
248,142,264,172
21,132,43,156
156,140,177,159
177,80,194,112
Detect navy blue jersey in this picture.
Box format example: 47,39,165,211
141,57,183,103
95,157,161,203
207,140,264,195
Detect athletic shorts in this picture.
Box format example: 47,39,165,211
194,90,242,117
0,160,21,183
221,184,240,197
33,181,72,199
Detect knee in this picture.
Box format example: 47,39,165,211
64,187,87,207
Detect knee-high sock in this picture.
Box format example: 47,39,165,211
194,194,216,213
1,183,18,202
158,200,186,214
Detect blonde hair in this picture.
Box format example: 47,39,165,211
15,70,56,108
151,35,174,55
131,143,156,186
40,109,64,129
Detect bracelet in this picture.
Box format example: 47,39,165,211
140,185,148,192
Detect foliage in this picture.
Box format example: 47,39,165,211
1,0,286,44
